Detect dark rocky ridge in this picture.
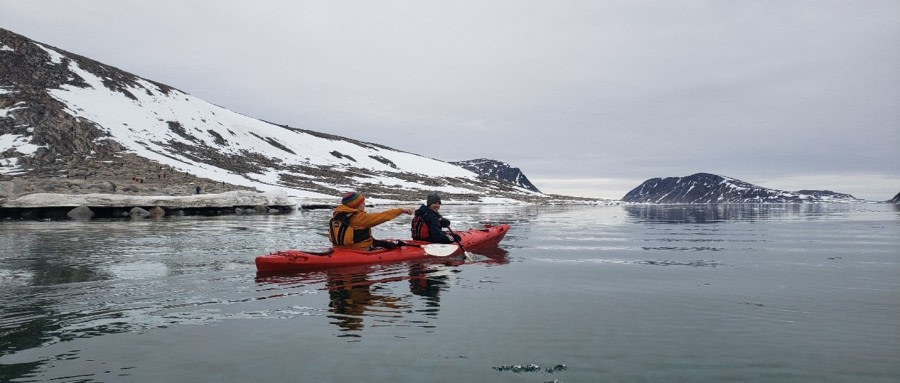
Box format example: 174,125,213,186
450,158,541,193
890,191,900,203
622,173,861,203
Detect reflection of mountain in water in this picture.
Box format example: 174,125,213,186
624,204,842,223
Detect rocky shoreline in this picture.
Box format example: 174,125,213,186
0,176,294,220
1,169,256,199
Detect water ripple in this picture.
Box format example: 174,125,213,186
532,257,723,267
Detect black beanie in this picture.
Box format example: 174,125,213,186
426,194,441,205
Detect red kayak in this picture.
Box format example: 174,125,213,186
255,224,510,272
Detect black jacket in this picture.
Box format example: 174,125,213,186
412,205,454,243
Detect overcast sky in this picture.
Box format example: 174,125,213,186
2,1,898,200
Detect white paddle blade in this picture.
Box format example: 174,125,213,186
422,244,459,257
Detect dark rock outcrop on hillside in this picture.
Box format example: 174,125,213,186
622,173,860,203
450,158,541,193
1,29,125,173
890,192,900,203
0,28,249,194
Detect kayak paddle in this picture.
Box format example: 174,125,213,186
409,243,459,257
448,227,475,260
421,243,459,257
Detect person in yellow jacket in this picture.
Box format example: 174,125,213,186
329,192,413,250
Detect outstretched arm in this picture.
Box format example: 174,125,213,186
351,208,409,228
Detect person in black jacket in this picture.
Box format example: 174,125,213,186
411,194,461,243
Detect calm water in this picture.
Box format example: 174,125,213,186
1,204,898,382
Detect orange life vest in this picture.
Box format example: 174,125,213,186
329,213,372,246
411,212,439,241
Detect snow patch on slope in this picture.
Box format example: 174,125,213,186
33,43,65,64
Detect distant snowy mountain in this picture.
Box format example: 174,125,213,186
890,192,900,204
0,28,543,202
449,158,541,193
622,173,861,203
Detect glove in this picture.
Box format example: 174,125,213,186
452,233,461,242
440,218,451,228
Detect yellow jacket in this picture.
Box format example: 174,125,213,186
329,204,406,250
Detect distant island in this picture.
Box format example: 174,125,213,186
622,173,862,203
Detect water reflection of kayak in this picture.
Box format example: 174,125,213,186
255,224,510,272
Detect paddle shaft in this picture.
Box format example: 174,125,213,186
447,227,472,259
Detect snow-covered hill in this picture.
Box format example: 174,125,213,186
0,28,543,203
622,173,861,203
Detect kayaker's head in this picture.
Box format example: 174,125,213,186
342,191,365,210
426,194,442,211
